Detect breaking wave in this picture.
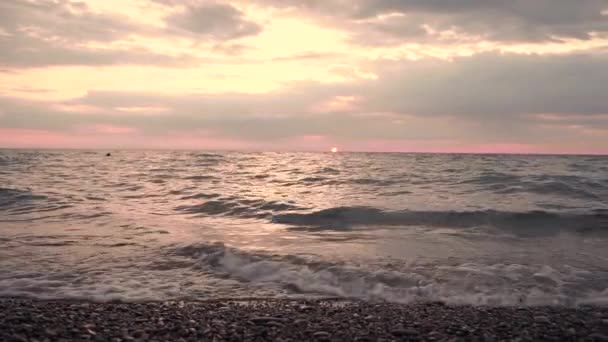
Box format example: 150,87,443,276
2,241,606,305
167,242,608,306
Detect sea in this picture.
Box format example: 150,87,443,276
1,150,607,306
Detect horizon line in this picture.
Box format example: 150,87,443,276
1,147,606,157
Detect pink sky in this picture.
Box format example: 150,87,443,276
2,128,606,155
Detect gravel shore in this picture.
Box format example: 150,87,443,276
1,298,608,341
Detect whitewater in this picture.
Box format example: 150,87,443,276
0,150,607,305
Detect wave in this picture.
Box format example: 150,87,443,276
318,167,340,175
461,172,606,201
299,176,330,183
191,153,225,167
0,188,113,222
277,170,607,199
459,171,522,185
167,242,608,306
194,153,224,158
183,175,218,181
180,192,221,200
0,188,48,207
351,178,400,186
175,197,303,218
287,177,404,187
494,181,603,201
0,211,111,223
272,207,608,232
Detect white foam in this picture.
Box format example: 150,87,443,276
0,242,606,305
186,243,608,306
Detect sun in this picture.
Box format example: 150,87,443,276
331,147,338,153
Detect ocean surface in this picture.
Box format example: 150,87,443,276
1,150,607,306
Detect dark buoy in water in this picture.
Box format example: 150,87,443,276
106,152,111,157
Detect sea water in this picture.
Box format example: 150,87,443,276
1,151,607,305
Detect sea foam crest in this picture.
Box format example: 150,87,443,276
171,242,608,306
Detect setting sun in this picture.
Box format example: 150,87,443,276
331,147,339,153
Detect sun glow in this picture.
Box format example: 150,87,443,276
331,147,338,153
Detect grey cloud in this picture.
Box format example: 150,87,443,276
364,52,608,117
165,3,263,40
70,51,608,142
0,92,455,141
0,96,71,131
0,0,260,68
0,35,199,68
1,51,607,146
0,0,139,44
0,0,188,68
254,0,608,45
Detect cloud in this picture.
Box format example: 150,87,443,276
0,0,259,68
212,42,252,55
1,51,607,150
0,35,199,67
272,51,344,62
254,0,608,45
364,51,608,117
165,2,263,40
0,0,140,43
0,0,190,68
0,0,257,45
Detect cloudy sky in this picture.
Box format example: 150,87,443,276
1,0,608,153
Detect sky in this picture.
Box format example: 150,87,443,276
1,0,608,153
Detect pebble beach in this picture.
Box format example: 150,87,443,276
2,299,608,341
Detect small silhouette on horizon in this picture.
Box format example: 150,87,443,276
106,152,111,157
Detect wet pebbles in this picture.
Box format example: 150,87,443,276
1,298,607,341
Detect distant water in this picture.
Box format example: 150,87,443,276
1,150,607,305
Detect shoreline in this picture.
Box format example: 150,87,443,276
2,298,607,341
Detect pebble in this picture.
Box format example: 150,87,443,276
391,328,418,336
313,331,330,340
44,328,57,336
250,316,286,325
589,333,608,342
534,315,551,324
298,305,314,312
